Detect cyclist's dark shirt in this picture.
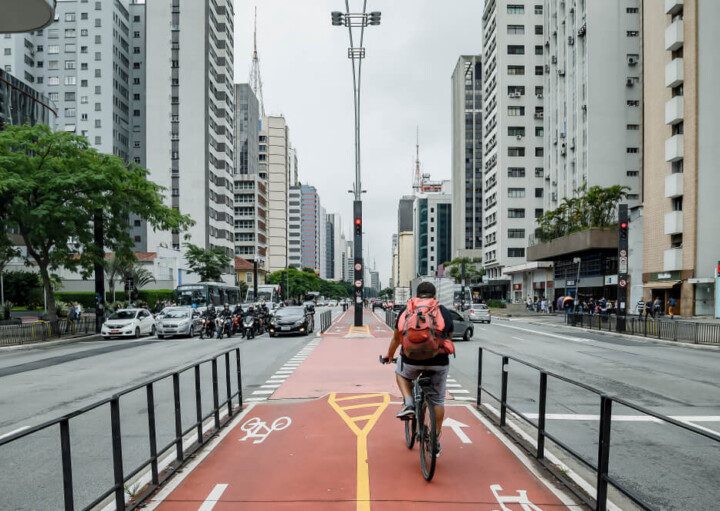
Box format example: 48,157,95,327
395,304,454,366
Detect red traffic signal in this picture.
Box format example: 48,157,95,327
354,217,362,235
619,221,629,239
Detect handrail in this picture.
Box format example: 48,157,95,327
477,346,720,511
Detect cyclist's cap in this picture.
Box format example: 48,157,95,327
416,282,436,298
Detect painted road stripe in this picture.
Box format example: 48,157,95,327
0,426,29,441
446,384,462,388
453,396,476,401
267,377,287,381
197,483,228,511
447,389,470,394
260,384,281,389
244,397,267,402
494,322,589,344
521,413,720,423
251,390,274,395
512,336,527,341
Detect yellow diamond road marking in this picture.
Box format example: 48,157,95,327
348,325,371,335
329,393,390,511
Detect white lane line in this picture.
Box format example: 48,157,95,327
198,483,228,511
252,390,274,395
494,322,589,344
0,426,29,441
446,383,462,388
446,378,457,383
244,397,267,402
512,336,527,341
447,389,470,394
453,396,476,401
260,384,281,389
267,377,287,382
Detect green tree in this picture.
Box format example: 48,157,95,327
444,256,484,284
379,287,394,299
0,124,192,326
184,243,232,282
106,253,135,301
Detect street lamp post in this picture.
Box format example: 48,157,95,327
573,257,582,308
331,3,381,327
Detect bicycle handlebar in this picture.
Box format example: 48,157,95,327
378,355,398,365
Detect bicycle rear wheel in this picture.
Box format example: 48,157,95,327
404,416,416,449
419,400,437,481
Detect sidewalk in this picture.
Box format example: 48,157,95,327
146,310,582,510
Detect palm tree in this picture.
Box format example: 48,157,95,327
106,254,135,302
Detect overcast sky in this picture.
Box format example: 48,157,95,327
234,0,484,286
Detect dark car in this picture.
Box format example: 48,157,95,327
268,306,313,337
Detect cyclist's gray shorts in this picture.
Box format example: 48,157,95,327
395,358,450,406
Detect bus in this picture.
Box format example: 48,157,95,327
174,282,242,308
245,284,281,305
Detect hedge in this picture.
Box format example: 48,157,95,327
55,290,175,310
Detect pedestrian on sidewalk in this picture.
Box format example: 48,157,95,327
383,282,454,456
668,297,677,319
653,297,662,318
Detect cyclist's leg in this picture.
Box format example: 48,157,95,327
427,365,450,438
395,360,421,417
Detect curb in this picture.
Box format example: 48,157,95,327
525,319,720,352
0,333,102,352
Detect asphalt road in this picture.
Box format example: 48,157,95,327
448,315,720,511
0,307,338,511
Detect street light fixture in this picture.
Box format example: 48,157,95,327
331,1,381,327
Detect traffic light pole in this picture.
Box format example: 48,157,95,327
353,200,364,326
617,204,629,332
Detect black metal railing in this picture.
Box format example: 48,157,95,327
317,310,332,333
566,312,720,345
0,348,243,511
0,316,97,346
477,346,720,511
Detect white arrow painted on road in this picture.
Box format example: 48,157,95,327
443,418,472,444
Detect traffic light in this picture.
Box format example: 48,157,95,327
368,11,382,25
331,11,344,26
354,217,362,236
619,220,629,240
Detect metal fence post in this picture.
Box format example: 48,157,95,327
110,397,125,511
225,352,233,417
476,347,483,407
596,396,613,511
194,365,203,445
172,373,183,463
146,383,159,486
500,356,509,426
537,372,547,460
59,419,74,511
212,358,220,429
235,348,243,409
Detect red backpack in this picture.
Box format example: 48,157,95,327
397,297,448,360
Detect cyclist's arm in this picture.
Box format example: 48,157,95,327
385,330,402,361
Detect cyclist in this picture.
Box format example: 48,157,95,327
384,281,454,453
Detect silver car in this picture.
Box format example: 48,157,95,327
467,304,491,323
156,307,202,339
449,310,474,342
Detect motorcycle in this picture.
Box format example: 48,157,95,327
243,315,256,339
199,317,216,339
231,314,242,336
216,316,233,339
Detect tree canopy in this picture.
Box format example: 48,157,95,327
535,184,629,243
443,256,484,285
0,124,193,323
266,267,350,300
184,243,232,282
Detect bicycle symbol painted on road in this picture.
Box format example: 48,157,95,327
239,416,292,444
491,484,544,511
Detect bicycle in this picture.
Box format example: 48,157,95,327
379,356,439,481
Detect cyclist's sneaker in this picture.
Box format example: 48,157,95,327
396,405,415,419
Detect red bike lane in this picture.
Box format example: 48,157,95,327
148,311,581,511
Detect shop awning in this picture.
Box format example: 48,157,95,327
643,281,681,289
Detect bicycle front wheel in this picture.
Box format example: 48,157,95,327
419,400,437,481
404,416,416,449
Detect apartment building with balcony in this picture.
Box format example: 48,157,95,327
642,0,720,316
263,114,291,272
413,181,452,278
480,0,546,299
451,54,483,258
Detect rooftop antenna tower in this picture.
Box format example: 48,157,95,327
249,6,265,115
413,126,422,191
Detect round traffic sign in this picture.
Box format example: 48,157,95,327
619,249,627,257
619,279,627,288
355,280,363,288
354,263,362,271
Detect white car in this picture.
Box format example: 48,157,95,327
101,308,156,339
467,304,491,324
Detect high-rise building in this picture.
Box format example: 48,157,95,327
543,0,641,209
287,185,302,268
370,270,380,292
300,184,323,273
451,55,483,257
325,212,344,281
413,181,453,277
480,0,546,298
0,0,138,159
263,115,291,272
144,0,236,258
233,84,267,264
642,0,720,316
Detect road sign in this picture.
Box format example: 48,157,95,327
354,263,362,271
619,278,627,288
355,280,362,288
619,256,628,274
620,249,627,257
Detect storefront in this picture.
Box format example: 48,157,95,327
689,278,715,317
504,262,554,304
642,271,685,315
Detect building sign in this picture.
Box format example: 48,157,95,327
513,283,522,290
651,271,682,281
605,275,618,285
565,280,576,287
